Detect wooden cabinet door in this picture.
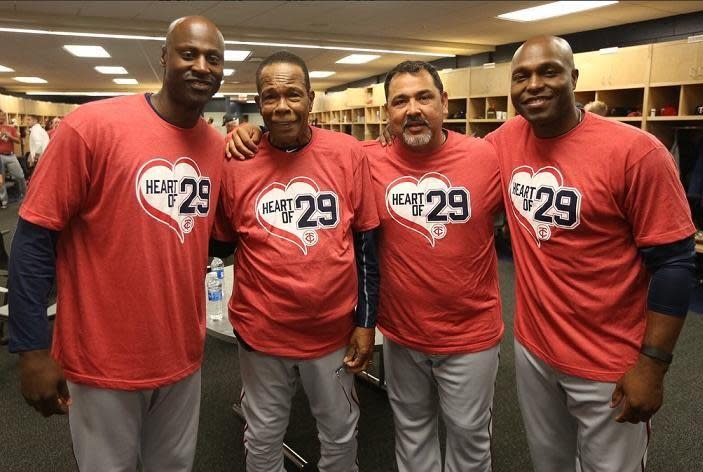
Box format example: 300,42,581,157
650,40,703,84
440,68,470,97
575,45,650,90
470,63,510,97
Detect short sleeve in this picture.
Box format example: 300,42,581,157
624,146,695,247
351,145,380,232
19,122,92,231
481,140,504,216
211,165,238,243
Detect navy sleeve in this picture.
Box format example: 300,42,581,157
208,238,236,259
353,229,379,328
640,237,695,318
8,217,58,352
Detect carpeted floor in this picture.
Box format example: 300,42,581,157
1,201,702,471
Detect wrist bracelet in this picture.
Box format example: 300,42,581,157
640,345,673,364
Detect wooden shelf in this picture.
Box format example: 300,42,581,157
469,119,506,123
606,117,643,122
647,115,703,121
445,119,467,123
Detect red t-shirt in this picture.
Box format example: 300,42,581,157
20,94,225,390
487,112,695,381
364,131,504,354
0,124,18,154
213,127,379,359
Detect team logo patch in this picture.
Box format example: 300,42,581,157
256,176,339,255
136,157,211,244
509,166,581,246
385,172,470,247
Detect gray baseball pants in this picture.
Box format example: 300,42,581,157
67,368,201,472
515,341,649,472
384,338,500,472
0,152,26,204
239,345,360,472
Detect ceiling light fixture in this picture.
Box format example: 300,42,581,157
63,45,110,57
14,77,47,83
309,71,336,78
95,66,128,74
224,50,252,61
113,78,138,85
336,54,380,64
25,91,134,96
0,64,15,72
0,27,454,58
497,1,618,22
223,68,235,76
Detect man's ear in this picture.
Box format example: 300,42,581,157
308,89,315,112
441,91,449,116
571,68,579,90
160,45,167,68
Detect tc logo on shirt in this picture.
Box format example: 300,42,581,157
255,176,340,255
386,172,471,247
136,157,211,243
509,166,581,246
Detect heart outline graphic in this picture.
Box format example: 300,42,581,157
136,157,206,244
508,165,581,247
255,176,324,255
385,172,469,247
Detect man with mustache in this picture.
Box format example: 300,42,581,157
9,16,226,470
486,36,694,471
211,50,379,471
226,60,503,472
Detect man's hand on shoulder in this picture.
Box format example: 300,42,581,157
225,123,263,160
19,349,71,417
343,327,375,373
610,354,668,424
377,124,394,147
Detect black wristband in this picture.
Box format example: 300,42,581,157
640,345,673,364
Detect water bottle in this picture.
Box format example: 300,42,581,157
210,257,224,280
206,272,225,321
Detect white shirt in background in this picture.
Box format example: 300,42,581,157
29,122,50,160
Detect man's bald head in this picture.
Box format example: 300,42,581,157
513,36,575,71
157,15,225,120
165,16,224,50
510,35,581,137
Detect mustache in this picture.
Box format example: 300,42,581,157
402,116,430,128
184,73,216,85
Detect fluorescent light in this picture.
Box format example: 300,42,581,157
309,71,335,78
246,100,256,103
14,77,47,83
95,66,128,74
25,91,134,96
223,68,235,76
221,92,258,96
0,26,454,58
336,54,380,64
440,68,453,73
482,63,496,69
224,50,251,61
113,78,138,85
599,47,619,55
213,93,224,98
63,45,110,57
0,64,15,72
497,1,618,22
688,34,703,43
